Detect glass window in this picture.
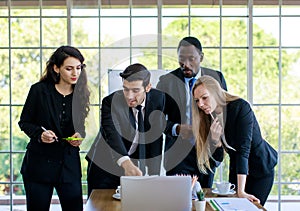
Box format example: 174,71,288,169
42,18,68,47
11,0,40,16
253,5,279,16
100,18,130,46
0,49,9,104
282,17,300,47
0,18,8,47
222,49,247,98
11,49,40,104
191,4,220,16
282,49,300,104
72,0,99,16
282,4,300,15
222,5,247,16
190,17,220,47
1,1,300,209
72,18,99,47
0,106,10,152
222,17,247,47
253,49,279,104
253,17,279,47
132,18,158,40
11,18,40,47
282,107,300,151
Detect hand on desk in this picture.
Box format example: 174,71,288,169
121,159,143,176
237,190,260,204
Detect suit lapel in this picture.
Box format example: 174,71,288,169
175,71,188,117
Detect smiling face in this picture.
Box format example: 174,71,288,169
123,79,151,108
193,84,218,114
54,57,82,85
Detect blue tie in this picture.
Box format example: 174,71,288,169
189,78,196,91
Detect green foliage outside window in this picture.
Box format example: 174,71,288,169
0,7,300,201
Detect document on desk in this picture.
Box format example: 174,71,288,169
208,197,261,211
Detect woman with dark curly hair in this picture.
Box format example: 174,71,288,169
19,46,90,211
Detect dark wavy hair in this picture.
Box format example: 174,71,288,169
40,46,90,135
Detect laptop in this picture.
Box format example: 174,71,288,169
120,175,192,211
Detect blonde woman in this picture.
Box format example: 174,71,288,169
191,75,277,205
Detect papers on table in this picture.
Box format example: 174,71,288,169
208,197,261,211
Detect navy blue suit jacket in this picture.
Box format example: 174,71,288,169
224,99,277,184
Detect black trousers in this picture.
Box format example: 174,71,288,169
166,148,215,188
23,176,83,211
229,169,274,206
86,160,120,198
245,170,275,206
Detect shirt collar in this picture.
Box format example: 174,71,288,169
184,68,201,82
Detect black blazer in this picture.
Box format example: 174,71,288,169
18,81,82,183
156,67,227,172
224,99,278,183
86,88,170,176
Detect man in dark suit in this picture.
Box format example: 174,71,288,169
86,63,170,196
156,36,227,188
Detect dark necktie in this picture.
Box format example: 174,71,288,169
136,105,146,174
189,77,196,91
188,78,196,144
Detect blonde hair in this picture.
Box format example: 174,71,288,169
191,75,239,173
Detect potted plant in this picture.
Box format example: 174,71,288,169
196,190,205,201
194,190,206,211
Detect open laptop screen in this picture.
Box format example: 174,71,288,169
121,176,191,211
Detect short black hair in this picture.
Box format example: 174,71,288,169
177,36,203,53
119,63,151,87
